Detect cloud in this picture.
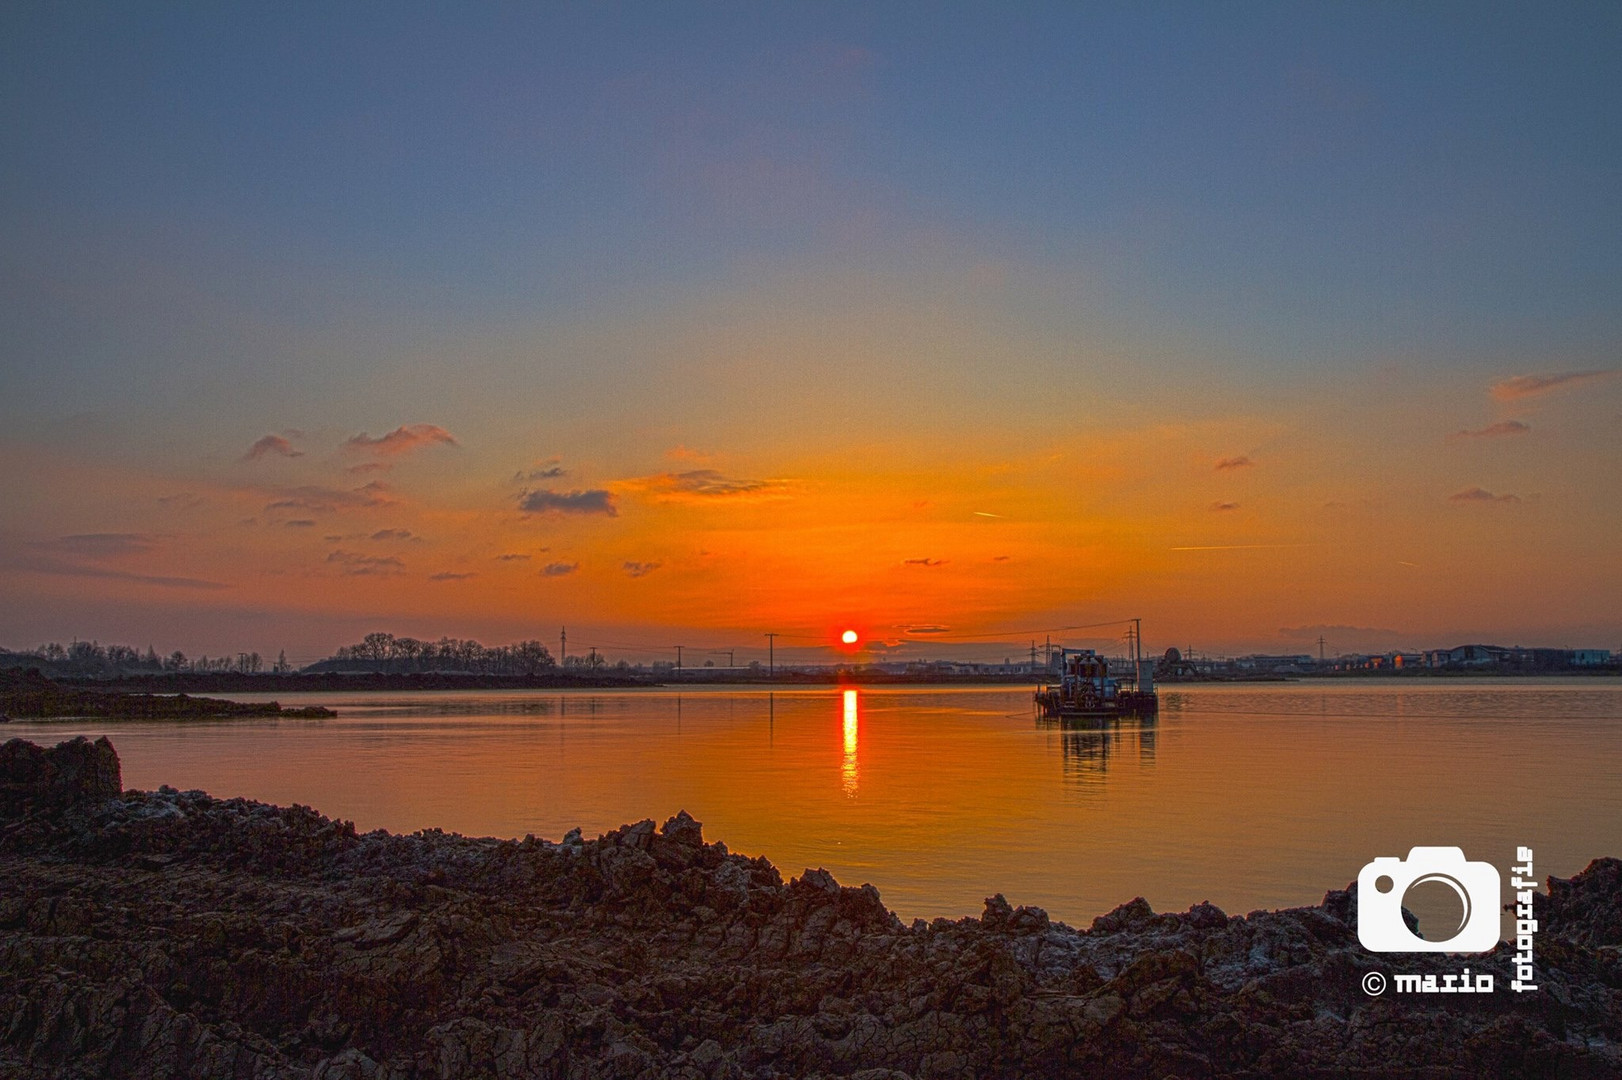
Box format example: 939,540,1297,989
344,423,459,456
516,459,566,481
40,533,154,558
972,511,1004,518
242,434,302,461
622,560,662,578
326,550,406,575
1214,456,1253,470
284,519,317,528
1490,370,1615,401
156,492,204,510
902,557,947,567
627,469,793,501
992,555,1011,562
1209,501,1241,512
1448,487,1519,504
541,561,579,577
518,489,617,516
370,529,416,541
1449,420,1531,441
903,625,950,635
429,571,476,581
496,553,533,561
346,462,391,475
265,483,394,514
15,556,227,590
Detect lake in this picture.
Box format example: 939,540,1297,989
7,679,1619,927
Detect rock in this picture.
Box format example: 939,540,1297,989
0,734,121,814
796,867,841,894
661,809,704,846
0,736,1618,1079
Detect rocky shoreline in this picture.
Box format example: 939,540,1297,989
2,736,1618,1079
0,669,336,721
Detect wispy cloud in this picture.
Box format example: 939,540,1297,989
242,434,302,461
1171,543,1312,551
284,519,316,528
265,482,394,514
1449,420,1531,441
1448,487,1519,504
429,571,476,581
972,511,1004,518
1209,501,1240,512
902,557,947,567
518,489,617,516
903,624,950,634
1490,370,1615,401
345,423,459,456
622,560,662,578
326,550,406,575
541,561,579,577
16,556,227,590
1214,456,1253,471
496,553,532,561
625,469,793,501
370,528,416,541
516,459,566,481
39,533,155,558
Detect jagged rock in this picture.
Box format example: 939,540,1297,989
0,734,121,813
0,737,1618,1079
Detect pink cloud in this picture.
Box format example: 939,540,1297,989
1489,370,1615,401
345,423,459,456
1448,487,1519,504
1448,420,1531,441
242,434,302,461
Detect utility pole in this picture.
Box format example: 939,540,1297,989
1317,635,1326,664
1133,618,1143,667
560,626,566,666
765,633,777,678
674,645,683,675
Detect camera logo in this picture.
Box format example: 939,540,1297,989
1357,847,1501,953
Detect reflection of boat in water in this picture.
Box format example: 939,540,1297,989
1034,647,1158,722
1046,716,1157,781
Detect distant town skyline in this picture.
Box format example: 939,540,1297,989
2,5,1619,657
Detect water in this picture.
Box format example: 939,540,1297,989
7,680,1620,927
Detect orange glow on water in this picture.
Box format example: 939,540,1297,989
841,689,859,797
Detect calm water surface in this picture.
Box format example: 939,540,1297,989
9,680,1620,925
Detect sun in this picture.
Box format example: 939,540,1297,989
841,629,859,645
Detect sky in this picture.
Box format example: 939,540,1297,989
1,3,1619,664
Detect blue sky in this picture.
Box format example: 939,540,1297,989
1,3,1618,657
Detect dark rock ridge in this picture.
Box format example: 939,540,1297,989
0,668,335,720
1,738,1618,1079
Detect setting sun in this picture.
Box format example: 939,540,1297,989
841,630,859,644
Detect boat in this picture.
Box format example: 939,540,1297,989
1035,647,1158,722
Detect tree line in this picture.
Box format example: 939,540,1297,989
322,632,602,674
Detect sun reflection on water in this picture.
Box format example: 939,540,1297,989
842,688,859,797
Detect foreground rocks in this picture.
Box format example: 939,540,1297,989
1,738,1618,1079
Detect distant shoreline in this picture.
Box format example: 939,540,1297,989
41,667,1622,696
